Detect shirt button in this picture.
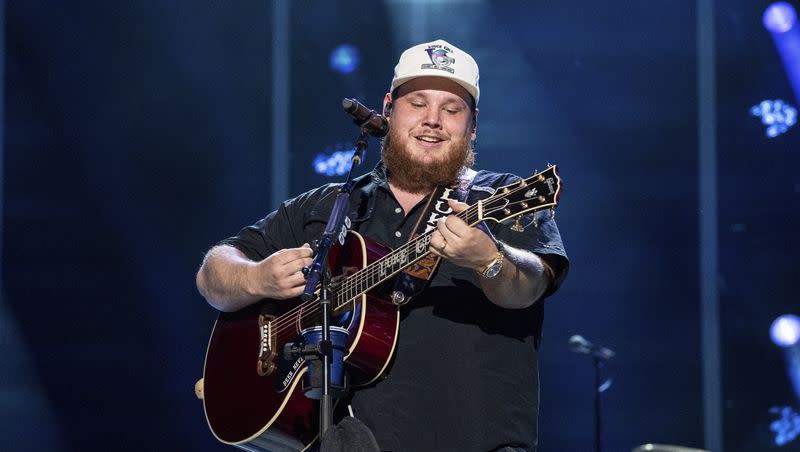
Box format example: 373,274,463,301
395,231,402,238
395,207,402,214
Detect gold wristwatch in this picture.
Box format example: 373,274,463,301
478,243,505,278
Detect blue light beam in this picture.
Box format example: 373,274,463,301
770,315,800,446
764,3,800,105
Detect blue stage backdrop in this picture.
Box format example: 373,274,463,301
2,1,799,451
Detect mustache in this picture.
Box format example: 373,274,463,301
380,128,475,193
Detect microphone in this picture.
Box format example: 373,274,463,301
568,334,615,360
342,98,389,137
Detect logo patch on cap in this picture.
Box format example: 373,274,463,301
421,44,455,74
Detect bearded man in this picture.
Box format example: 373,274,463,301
197,39,568,452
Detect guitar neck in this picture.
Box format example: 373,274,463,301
332,166,561,310
331,204,479,310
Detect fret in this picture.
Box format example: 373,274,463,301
336,206,479,306
331,166,560,309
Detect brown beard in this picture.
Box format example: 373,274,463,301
380,127,475,194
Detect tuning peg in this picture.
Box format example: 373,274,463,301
510,215,525,232
550,207,555,220
532,214,539,228
547,162,553,168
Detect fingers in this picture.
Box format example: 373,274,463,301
428,228,454,258
273,243,314,265
279,243,313,276
283,256,313,277
438,210,472,237
258,244,315,299
429,207,495,266
282,272,308,297
437,216,462,242
447,199,468,213
428,202,469,256
428,230,447,256
268,271,308,300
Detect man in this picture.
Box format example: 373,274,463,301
197,39,568,452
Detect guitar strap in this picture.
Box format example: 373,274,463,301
388,168,476,305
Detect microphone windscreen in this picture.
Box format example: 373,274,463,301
342,98,357,113
568,334,588,350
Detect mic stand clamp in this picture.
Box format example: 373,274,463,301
299,130,370,438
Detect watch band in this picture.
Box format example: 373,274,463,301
478,245,505,278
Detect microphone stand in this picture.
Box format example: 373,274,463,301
593,355,604,452
300,130,369,438
569,336,613,452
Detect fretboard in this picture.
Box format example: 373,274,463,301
333,204,481,310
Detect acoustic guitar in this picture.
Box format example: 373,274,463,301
201,166,562,451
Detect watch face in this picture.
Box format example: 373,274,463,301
484,262,502,278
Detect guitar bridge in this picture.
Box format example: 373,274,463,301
257,314,277,376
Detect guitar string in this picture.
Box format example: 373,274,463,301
265,180,551,338
313,179,544,310
313,190,502,308
259,204,476,334
265,175,553,337
265,205,478,337
267,200,550,339
267,193,544,338
260,216,454,338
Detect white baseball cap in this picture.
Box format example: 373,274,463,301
390,39,480,105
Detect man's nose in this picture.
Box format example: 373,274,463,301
421,107,442,129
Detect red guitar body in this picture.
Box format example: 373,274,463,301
202,231,399,451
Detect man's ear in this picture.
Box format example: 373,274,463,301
470,108,479,140
382,93,393,118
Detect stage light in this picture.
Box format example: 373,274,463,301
770,406,800,446
329,44,360,74
771,314,800,347
313,148,358,176
764,2,797,33
750,99,797,138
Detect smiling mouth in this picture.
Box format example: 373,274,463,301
415,135,445,144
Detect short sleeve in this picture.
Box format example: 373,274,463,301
215,184,339,261
473,171,569,296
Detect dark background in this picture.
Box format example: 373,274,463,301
2,1,798,451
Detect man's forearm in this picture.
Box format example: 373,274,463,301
478,244,552,309
196,245,262,312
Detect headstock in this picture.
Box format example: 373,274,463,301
479,165,561,225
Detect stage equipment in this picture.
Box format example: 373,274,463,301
569,334,614,452
764,2,797,33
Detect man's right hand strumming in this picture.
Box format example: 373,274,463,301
196,243,313,312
